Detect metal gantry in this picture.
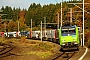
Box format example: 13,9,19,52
72,0,84,47
60,0,85,46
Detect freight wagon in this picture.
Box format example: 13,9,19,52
44,30,59,42
32,31,40,39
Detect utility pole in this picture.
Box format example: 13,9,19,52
70,8,72,26
61,0,63,26
41,21,42,42
44,17,46,30
82,0,84,47
58,13,59,29
31,19,32,38
67,0,86,47
67,8,73,26
44,17,46,38
17,15,19,33
4,19,6,32
17,15,20,37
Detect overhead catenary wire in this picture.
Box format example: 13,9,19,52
73,4,90,14
55,0,58,3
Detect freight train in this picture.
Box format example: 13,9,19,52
0,25,80,50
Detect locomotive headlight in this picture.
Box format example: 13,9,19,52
62,40,66,42
74,42,78,44
62,44,65,46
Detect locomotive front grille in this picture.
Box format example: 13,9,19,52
64,42,73,47
68,42,71,45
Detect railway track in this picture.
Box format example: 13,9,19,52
53,51,76,60
0,43,15,58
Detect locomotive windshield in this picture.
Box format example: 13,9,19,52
62,28,76,36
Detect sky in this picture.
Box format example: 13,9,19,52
0,0,69,10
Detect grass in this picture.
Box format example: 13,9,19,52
0,37,7,44
0,38,55,58
25,51,53,58
34,42,54,52
24,42,55,58
0,37,20,44
0,37,4,42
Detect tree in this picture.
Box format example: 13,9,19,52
8,20,18,31
19,10,26,31
12,7,21,21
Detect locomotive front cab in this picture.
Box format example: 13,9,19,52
59,26,79,50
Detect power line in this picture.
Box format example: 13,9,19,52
55,0,58,3
74,4,90,14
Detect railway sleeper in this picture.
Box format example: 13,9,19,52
0,47,13,55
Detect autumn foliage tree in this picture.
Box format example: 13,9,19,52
8,20,18,32
18,10,26,31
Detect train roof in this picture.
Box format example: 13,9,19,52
60,26,76,29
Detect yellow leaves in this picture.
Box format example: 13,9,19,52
8,20,18,31
85,0,90,3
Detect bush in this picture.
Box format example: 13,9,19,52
88,38,90,48
0,37,5,43
85,31,90,42
20,36,26,43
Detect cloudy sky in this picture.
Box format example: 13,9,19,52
0,0,70,9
